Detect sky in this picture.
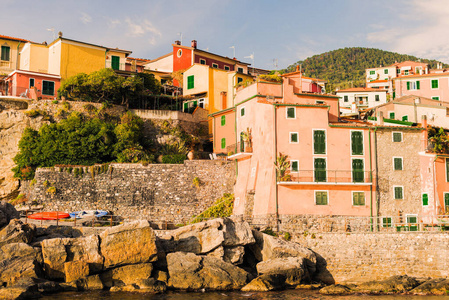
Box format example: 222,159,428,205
3,0,449,69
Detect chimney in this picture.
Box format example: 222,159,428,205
174,40,181,45
58,31,63,38
378,111,384,126
422,115,428,151
296,65,299,72
191,40,197,49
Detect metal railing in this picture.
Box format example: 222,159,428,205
105,61,126,71
284,170,373,184
226,142,251,156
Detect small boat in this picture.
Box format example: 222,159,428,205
27,211,70,220
69,210,108,219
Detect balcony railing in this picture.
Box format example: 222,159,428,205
105,61,126,71
282,170,373,184
0,60,12,69
226,142,252,156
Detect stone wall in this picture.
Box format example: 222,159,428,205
296,232,449,283
22,160,235,225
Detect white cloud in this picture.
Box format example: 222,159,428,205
107,18,121,28
80,12,92,24
125,18,161,38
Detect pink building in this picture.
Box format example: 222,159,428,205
394,72,449,102
5,69,60,99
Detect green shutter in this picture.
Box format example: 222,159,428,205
187,75,194,89
344,95,348,102
393,132,402,142
370,70,375,75
352,159,364,183
42,81,55,96
290,133,298,143
446,159,449,182
353,192,365,206
111,56,120,70
394,187,403,199
221,115,226,126
402,115,408,121
241,108,245,117
432,79,438,89
291,161,298,172
1,46,10,61
422,194,429,206
314,158,326,182
351,131,363,155
445,194,449,213
316,191,328,205
183,102,188,111
221,138,226,149
287,107,295,118
384,69,388,74
416,81,420,90
394,158,402,170
407,82,410,90
382,217,392,227
313,130,326,154
389,112,395,119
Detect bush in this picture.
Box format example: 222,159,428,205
46,186,56,194
190,193,234,223
259,74,282,83
52,100,59,104
161,154,186,164
83,104,97,113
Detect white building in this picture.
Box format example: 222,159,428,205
336,87,387,114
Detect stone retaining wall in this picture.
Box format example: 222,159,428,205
296,232,449,283
22,160,235,225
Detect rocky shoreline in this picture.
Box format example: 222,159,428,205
0,201,448,299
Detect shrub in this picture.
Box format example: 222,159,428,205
262,228,277,236
161,154,186,164
284,232,291,241
52,100,59,104
46,186,56,194
192,176,201,188
43,180,49,187
29,178,37,187
10,194,28,206
24,109,44,118
83,103,97,113
62,101,71,110
190,193,234,223
259,74,282,83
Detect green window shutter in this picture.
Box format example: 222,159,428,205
394,187,403,199
352,159,364,183
183,102,188,111
314,158,326,182
393,92,395,99
422,194,429,206
382,217,392,228
291,161,298,172
445,194,449,213
384,69,388,74
393,132,402,142
394,158,402,170
313,130,326,154
187,75,194,89
406,82,410,90
416,81,420,90
287,107,295,118
240,107,245,117
432,79,438,89
344,95,348,102
1,46,10,61
402,116,408,121
351,131,363,155
316,191,328,205
353,192,365,206
111,56,120,70
407,215,417,224
290,133,298,143
221,138,226,149
446,159,449,182
42,81,55,96
370,70,375,75
389,112,395,119
221,115,226,126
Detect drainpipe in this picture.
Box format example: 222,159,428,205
274,104,279,231
369,127,375,231
105,49,109,68
433,156,438,217
231,73,237,106
16,41,22,69
373,126,379,229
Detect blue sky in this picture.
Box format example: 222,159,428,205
3,0,449,69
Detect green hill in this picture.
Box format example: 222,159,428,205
283,47,449,92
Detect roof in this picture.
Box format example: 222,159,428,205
6,69,61,80
394,72,449,80
172,44,251,65
281,71,326,82
337,87,387,93
368,79,389,83
145,52,172,64
0,34,30,43
48,37,132,54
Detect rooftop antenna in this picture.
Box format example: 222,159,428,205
273,59,278,69
245,52,255,73
46,28,55,40
177,32,183,45
230,46,235,58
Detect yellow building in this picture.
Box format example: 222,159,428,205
0,35,29,75
19,42,49,74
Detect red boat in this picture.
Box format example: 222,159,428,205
27,212,70,220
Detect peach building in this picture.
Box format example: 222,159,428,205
394,72,449,103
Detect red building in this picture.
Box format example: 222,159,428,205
5,70,60,99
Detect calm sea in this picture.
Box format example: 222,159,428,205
41,290,449,300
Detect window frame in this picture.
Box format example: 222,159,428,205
422,192,429,206
291,160,299,172
351,158,365,183
392,132,403,142
314,157,327,182
432,96,440,101
352,191,365,206
393,157,403,171
393,186,404,200
344,95,348,102
29,78,35,88
1,45,10,61
237,67,244,73
286,107,296,119
199,58,206,65
289,132,299,144
388,111,395,119
382,217,392,228
350,130,364,156
212,63,218,69
240,107,245,117
221,115,226,126
224,65,230,71
375,94,380,102
313,129,327,155
369,70,375,75
444,192,449,213
431,79,439,90
187,75,194,89
42,80,55,96
315,190,329,206
384,69,388,74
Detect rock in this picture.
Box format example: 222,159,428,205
153,270,168,284
135,278,167,293
41,238,69,279
36,280,64,294
222,217,255,246
64,261,89,283
0,219,35,248
250,230,316,275
313,252,335,284
354,275,420,294
0,277,41,300
100,263,153,288
411,278,449,295
224,246,245,265
167,252,249,290
99,220,158,268
0,243,42,286
256,257,305,286
110,284,140,292
207,246,225,260
295,283,324,290
74,275,104,291
319,284,353,295
0,201,20,229
241,274,286,291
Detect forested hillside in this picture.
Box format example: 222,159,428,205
283,48,449,92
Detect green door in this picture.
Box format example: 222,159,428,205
111,56,120,70
352,159,364,183
314,158,326,182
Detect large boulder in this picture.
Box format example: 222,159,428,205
0,243,42,287
64,261,89,283
41,238,69,279
354,275,420,294
0,219,35,248
241,274,286,291
319,284,354,295
99,220,157,269
0,201,20,229
167,252,249,290
100,263,153,288
0,277,41,300
411,278,449,295
256,257,306,286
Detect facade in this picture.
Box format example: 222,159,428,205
0,35,29,95
336,87,387,114
5,70,60,99
393,72,449,102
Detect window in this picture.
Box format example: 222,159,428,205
187,75,194,89
200,59,206,65
393,157,403,170
432,96,440,100
240,107,245,117
212,63,218,69
392,132,402,142
237,77,243,84
344,95,348,102
422,193,429,206
314,158,326,182
353,192,365,206
351,131,363,155
315,191,328,205
406,215,418,231
384,69,388,74
431,79,439,89
389,112,395,119
313,130,326,154
394,186,403,199
352,159,364,183
369,70,375,75
286,107,296,119
445,193,449,213
407,81,420,90
224,66,230,71
1,45,10,61
316,100,325,104
375,95,380,102
446,158,449,182
42,81,55,96
402,115,408,121
111,56,120,70
291,160,299,172
221,138,226,149
183,102,188,112
198,98,205,108
397,69,401,74
382,217,392,228
221,115,226,126
237,67,243,73
290,132,298,143
29,78,35,88
177,49,182,57
404,70,409,75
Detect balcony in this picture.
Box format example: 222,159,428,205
227,142,252,160
278,170,373,185
105,61,126,71
0,60,13,71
